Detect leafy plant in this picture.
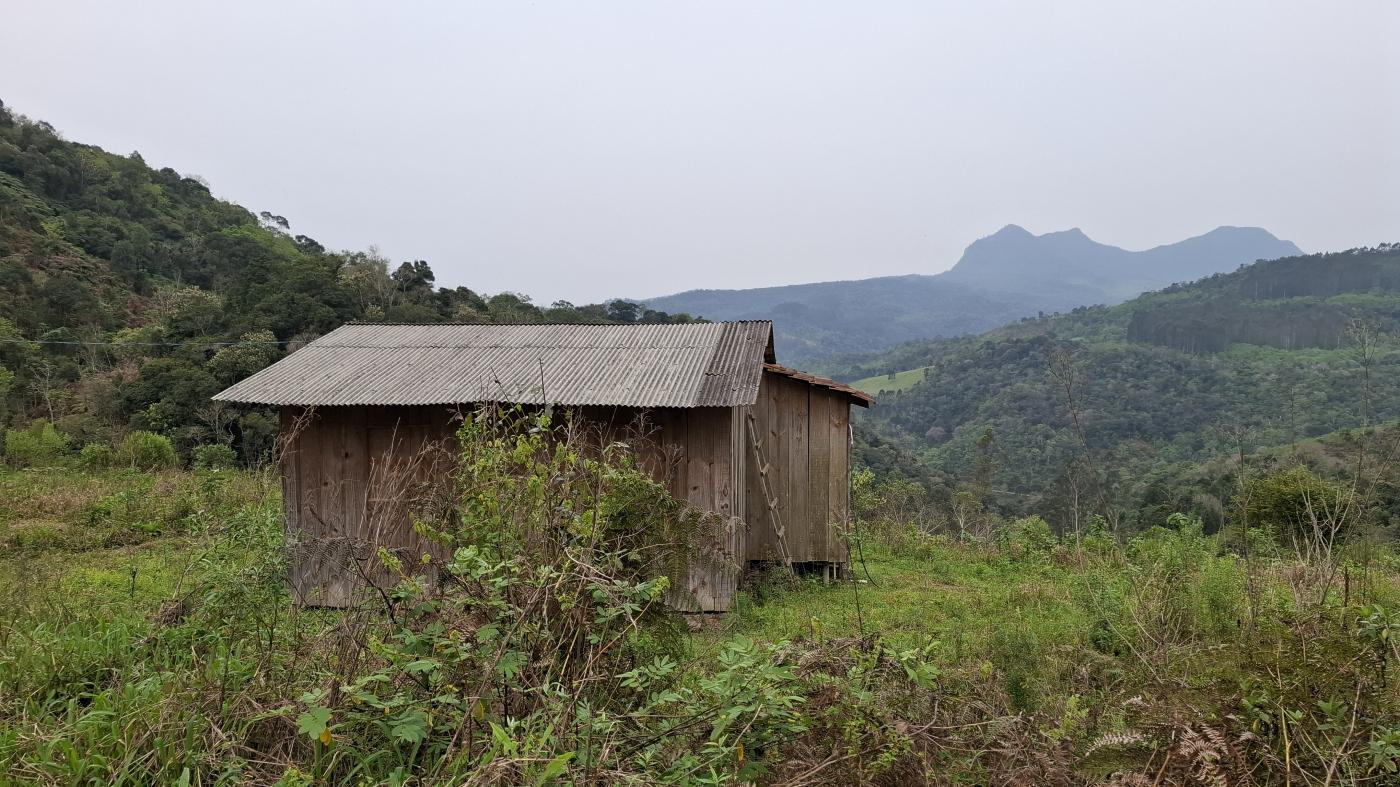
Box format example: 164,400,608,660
78,441,113,469
192,443,237,470
3,419,69,467
118,430,176,470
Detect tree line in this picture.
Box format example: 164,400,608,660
0,102,694,465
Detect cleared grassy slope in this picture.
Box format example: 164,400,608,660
849,365,931,395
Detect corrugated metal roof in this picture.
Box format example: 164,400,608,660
213,322,774,408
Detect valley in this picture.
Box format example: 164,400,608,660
2,100,1398,785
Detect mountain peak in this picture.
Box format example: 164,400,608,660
1145,226,1302,264
942,223,1301,300
642,224,1304,363
989,223,1033,239
1203,225,1270,235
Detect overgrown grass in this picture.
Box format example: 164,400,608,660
732,543,1090,650
726,527,1400,782
0,465,274,553
3,455,1400,784
0,483,289,785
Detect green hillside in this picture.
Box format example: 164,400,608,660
842,244,1400,533
3,99,1399,787
0,104,692,464
850,365,932,395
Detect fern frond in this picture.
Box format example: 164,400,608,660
1084,730,1149,757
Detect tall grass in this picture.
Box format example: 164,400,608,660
1,418,1399,784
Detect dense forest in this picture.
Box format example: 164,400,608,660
839,245,1400,537
0,102,694,464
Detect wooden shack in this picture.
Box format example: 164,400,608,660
213,322,871,611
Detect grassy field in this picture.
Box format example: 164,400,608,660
3,464,1400,785
849,366,931,395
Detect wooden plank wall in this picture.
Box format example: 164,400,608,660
280,405,459,606
283,404,745,611
730,404,748,567
827,390,852,566
743,375,781,562
575,406,745,612
743,371,853,567
676,407,745,612
809,389,832,561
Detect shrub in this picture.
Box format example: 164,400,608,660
237,411,277,465
85,474,230,545
118,431,176,470
1003,515,1057,561
1244,466,1358,549
192,443,237,470
264,407,773,782
989,618,1048,712
1127,515,1244,642
3,419,69,467
78,442,114,469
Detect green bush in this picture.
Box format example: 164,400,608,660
1244,466,1355,547
1127,515,1244,641
1003,515,1057,561
78,442,114,469
117,431,176,470
3,419,69,467
193,443,237,471
989,618,1048,712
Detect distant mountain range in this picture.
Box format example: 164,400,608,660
640,225,1302,364
840,243,1400,532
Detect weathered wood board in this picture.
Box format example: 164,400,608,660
279,379,851,611
742,370,854,568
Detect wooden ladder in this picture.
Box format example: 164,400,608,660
745,410,792,567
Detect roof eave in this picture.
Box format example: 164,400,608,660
763,363,875,407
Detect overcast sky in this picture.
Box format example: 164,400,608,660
5,1,1398,303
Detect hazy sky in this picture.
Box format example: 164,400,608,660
5,1,1398,303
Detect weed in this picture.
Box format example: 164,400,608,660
1,428,1398,784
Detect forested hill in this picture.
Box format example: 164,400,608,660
841,244,1400,534
640,224,1300,364
0,103,691,463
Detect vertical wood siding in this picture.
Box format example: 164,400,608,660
568,406,747,612
743,371,854,567
281,405,458,607
280,383,846,611
282,404,749,611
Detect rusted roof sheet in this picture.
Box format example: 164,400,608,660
764,363,875,407
214,322,774,408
